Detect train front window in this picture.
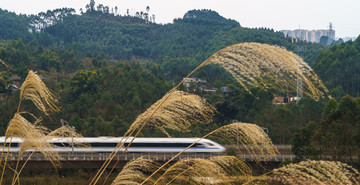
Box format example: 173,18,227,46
204,142,215,146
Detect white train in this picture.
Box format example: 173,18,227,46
0,137,226,153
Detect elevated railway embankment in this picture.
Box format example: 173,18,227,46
4,145,294,168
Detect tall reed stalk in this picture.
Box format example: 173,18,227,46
99,42,330,185
0,70,62,185
92,90,217,185
91,42,232,185
136,122,276,185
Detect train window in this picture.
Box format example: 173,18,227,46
125,143,202,148
0,143,19,147
90,143,118,147
51,142,71,147
86,142,202,148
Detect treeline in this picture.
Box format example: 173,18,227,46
0,38,327,142
0,7,328,63
1,5,359,144
0,39,174,137
0,6,330,85
0,60,173,137
313,36,360,98
292,96,360,166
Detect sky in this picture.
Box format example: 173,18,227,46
1,0,360,38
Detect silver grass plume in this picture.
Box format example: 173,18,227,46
112,157,163,185
127,90,216,135
48,125,83,138
140,122,277,185
157,158,228,185
209,122,278,162
48,125,89,148
249,160,360,185
5,113,60,167
113,156,252,185
0,59,9,88
19,70,59,115
207,43,329,100
158,156,252,185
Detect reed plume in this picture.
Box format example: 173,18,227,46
158,156,252,185
111,42,325,184
95,90,216,184
19,70,59,115
140,122,277,184
157,158,228,185
208,155,252,180
48,125,89,148
248,160,360,185
4,112,60,171
207,43,329,100
0,59,9,88
210,122,278,162
10,125,87,185
128,90,216,136
112,157,163,185
48,125,83,138
1,70,62,185
4,70,61,166
113,155,252,185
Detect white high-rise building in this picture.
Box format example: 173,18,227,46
280,24,335,43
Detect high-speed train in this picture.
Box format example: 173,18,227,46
0,137,226,153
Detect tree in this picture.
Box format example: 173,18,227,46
111,116,129,136
89,0,95,11
96,4,104,12
291,121,318,162
313,37,360,97
292,96,360,164
68,70,103,98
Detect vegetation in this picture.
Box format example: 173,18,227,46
313,36,360,98
0,6,356,143
1,1,360,184
291,96,360,164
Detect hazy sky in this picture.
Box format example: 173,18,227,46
1,0,360,38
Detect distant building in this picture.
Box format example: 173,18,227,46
273,96,301,104
183,78,207,91
273,97,289,104
280,24,335,44
220,86,231,93
10,74,21,88
183,78,232,93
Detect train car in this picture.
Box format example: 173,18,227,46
0,137,226,153
0,137,22,152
